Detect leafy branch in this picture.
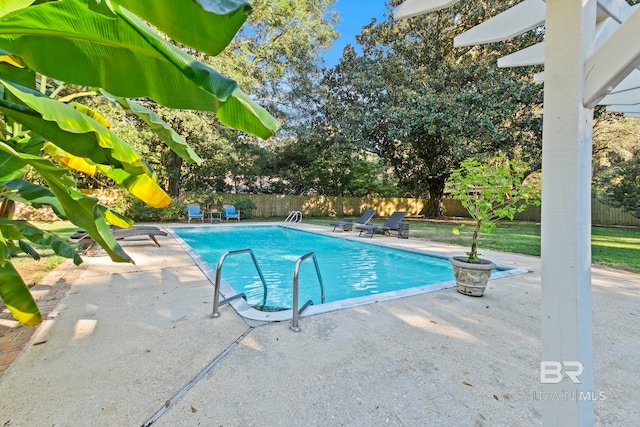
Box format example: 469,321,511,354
448,154,540,262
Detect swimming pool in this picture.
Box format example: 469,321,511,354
170,224,525,322
173,224,458,307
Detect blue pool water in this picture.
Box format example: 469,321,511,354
173,225,457,309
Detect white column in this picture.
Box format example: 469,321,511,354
541,0,596,425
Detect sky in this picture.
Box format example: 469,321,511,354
323,0,390,68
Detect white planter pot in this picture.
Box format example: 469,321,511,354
449,256,496,297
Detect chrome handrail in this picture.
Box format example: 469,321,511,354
284,210,302,223
212,248,268,318
290,251,325,332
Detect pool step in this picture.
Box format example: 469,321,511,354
252,304,289,312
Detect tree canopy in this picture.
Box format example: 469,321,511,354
313,0,543,216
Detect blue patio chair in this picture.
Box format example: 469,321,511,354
222,204,241,221
186,204,204,223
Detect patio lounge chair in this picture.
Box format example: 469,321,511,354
356,211,407,238
68,225,167,248
187,204,204,223
222,204,240,221
330,209,376,232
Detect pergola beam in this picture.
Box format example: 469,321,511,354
527,64,640,102
596,0,634,23
606,104,640,113
600,87,640,105
497,16,623,80
498,42,544,68
454,0,546,47
394,0,633,26
584,7,640,107
608,69,640,94
393,0,460,20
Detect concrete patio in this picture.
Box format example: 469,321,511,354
0,223,638,426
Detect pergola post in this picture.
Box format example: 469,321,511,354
540,0,595,425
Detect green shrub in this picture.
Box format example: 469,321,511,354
231,198,257,219
186,189,224,212
112,194,185,222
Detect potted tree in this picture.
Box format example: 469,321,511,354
447,154,540,296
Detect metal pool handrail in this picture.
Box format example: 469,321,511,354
284,210,302,223
212,248,268,318
290,251,325,332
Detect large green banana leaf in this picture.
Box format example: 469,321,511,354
97,165,171,208
0,78,172,207
0,218,82,264
0,150,29,181
0,49,34,89
1,178,133,229
42,142,172,208
2,179,66,218
110,0,252,57
0,0,279,139
0,143,132,263
104,93,203,165
0,0,34,18
0,214,90,326
0,0,279,327
0,77,150,174
0,260,40,326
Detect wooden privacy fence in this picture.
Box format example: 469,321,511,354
590,199,640,226
242,194,426,218
244,194,640,226
422,197,542,221
436,197,640,226
13,190,640,227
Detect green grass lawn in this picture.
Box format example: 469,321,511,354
591,226,640,272
306,217,640,273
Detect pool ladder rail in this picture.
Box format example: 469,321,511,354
211,248,267,318
211,248,325,332
283,210,302,223
290,251,325,332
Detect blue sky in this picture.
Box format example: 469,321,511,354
323,0,390,67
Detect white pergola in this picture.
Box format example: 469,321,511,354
394,1,640,426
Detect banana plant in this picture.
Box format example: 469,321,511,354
0,0,280,326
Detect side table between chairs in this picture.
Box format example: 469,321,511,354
208,211,222,223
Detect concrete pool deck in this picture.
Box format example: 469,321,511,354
0,222,638,426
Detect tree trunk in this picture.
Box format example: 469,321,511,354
0,198,15,219
167,151,183,199
425,177,446,218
